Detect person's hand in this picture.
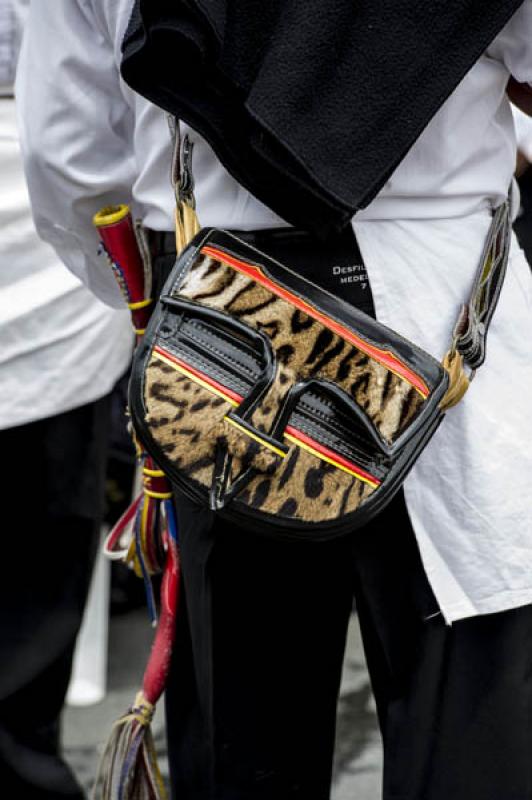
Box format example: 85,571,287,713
508,77,532,116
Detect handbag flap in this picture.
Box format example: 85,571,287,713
130,228,448,535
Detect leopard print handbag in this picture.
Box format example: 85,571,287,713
128,199,510,540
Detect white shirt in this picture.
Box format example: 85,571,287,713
0,0,132,430
514,105,532,160
17,0,532,623
0,0,15,91
16,0,176,308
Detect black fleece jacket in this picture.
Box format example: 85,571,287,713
122,0,524,234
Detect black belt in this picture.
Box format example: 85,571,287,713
146,226,374,315
147,229,177,259
146,229,178,302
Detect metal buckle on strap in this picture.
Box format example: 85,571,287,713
178,135,195,207
440,195,510,412
454,198,511,371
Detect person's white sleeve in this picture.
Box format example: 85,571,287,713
513,105,532,161
488,0,532,85
11,0,29,36
15,0,139,307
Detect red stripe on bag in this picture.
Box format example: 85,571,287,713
153,346,244,404
201,245,430,399
285,425,381,487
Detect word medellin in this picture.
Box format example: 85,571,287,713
332,263,368,286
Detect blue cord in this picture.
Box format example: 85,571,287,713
134,499,158,625
164,499,179,544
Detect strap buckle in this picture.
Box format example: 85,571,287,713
178,135,195,207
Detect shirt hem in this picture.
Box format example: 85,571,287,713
442,589,532,624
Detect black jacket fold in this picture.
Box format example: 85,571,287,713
122,0,524,234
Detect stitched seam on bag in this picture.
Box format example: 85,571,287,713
292,423,382,475
186,318,260,360
297,398,381,450
298,400,368,444
181,324,261,377
159,341,251,396
303,389,418,445
302,392,374,434
291,419,384,474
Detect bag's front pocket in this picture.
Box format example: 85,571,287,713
132,229,448,536
143,299,390,524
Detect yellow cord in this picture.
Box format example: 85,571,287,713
144,489,173,500
128,298,153,310
143,467,166,478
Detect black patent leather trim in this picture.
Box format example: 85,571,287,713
164,228,450,442
200,229,446,393
129,227,449,539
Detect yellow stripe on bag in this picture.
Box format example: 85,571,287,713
152,350,240,407
284,432,380,488
224,416,287,458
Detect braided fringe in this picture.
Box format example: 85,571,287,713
92,692,167,800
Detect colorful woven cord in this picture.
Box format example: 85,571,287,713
104,457,172,624
93,185,198,799
92,692,167,800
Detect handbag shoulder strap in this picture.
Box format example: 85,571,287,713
440,194,512,410
169,117,200,252
169,116,511,412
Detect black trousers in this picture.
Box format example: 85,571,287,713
154,226,532,798
165,490,532,800
0,397,110,798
